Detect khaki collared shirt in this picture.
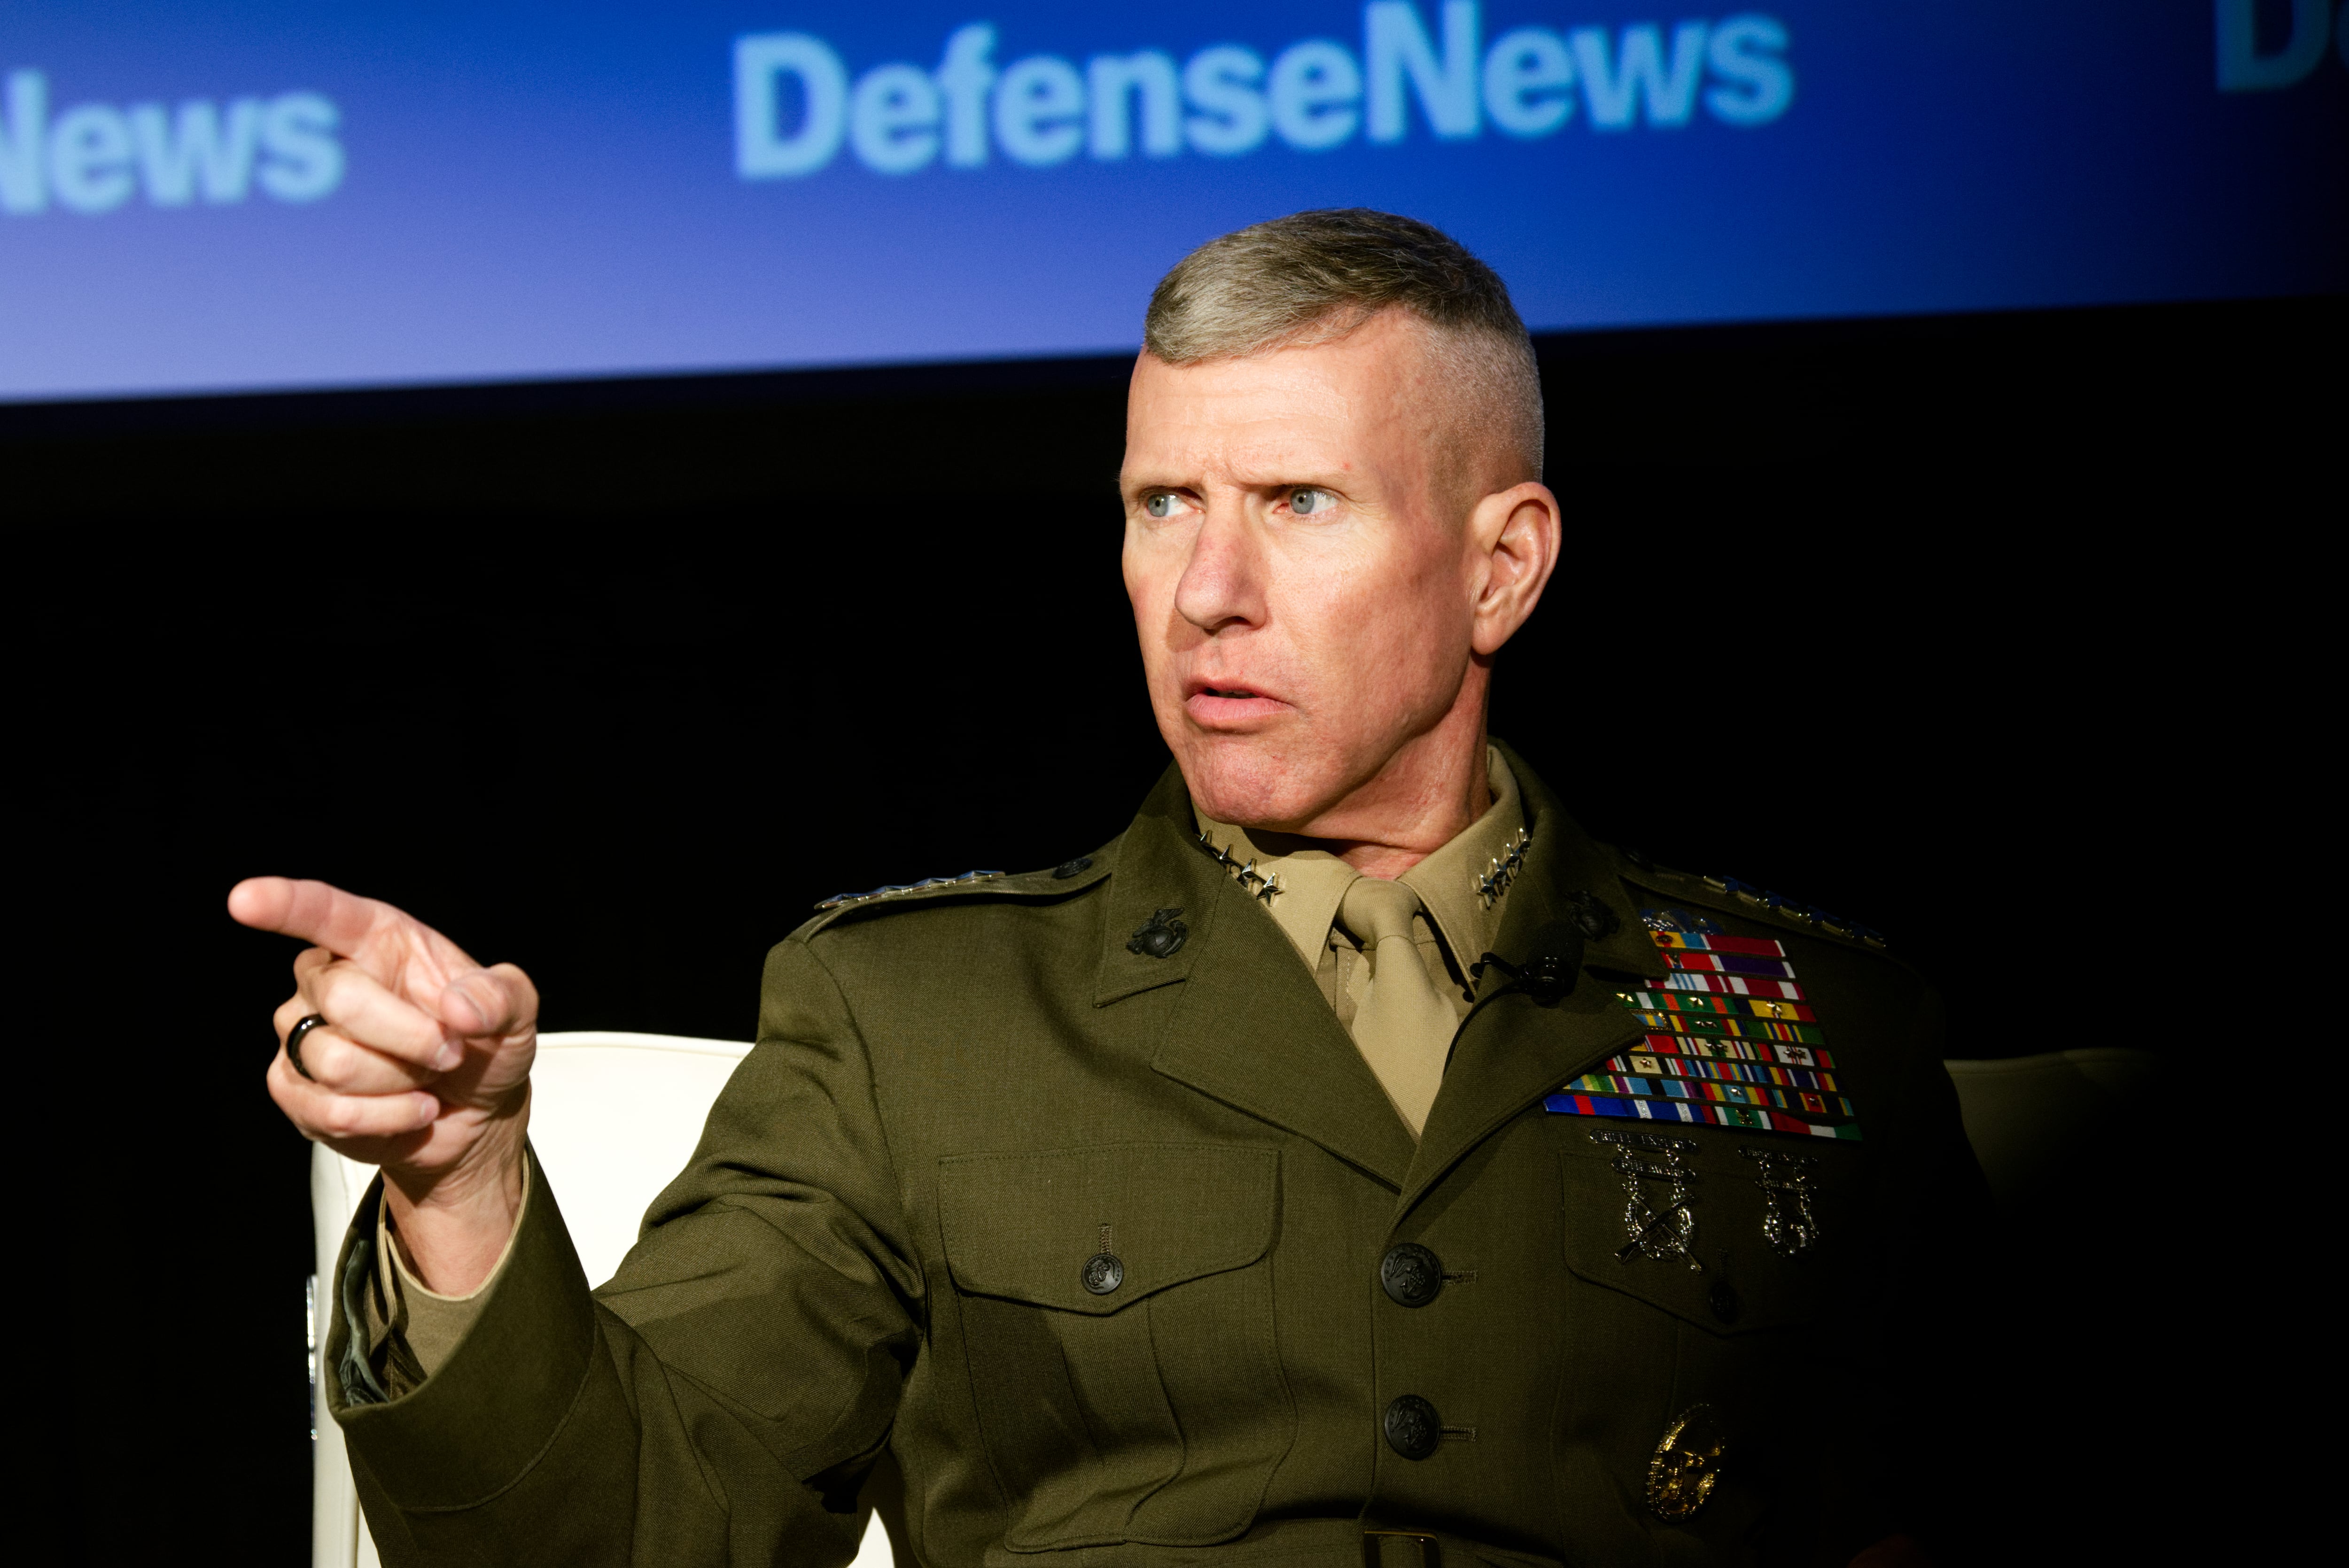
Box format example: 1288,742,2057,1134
1194,745,1529,1099
364,1162,530,1388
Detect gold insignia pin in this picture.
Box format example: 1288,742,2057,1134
1646,1403,1726,1521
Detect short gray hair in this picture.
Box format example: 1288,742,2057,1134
1143,209,1543,481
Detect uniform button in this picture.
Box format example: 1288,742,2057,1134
1379,1242,1444,1308
1081,1253,1124,1294
1708,1278,1741,1325
1384,1394,1442,1460
1053,856,1093,879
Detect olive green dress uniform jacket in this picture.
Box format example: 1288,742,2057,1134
327,745,1989,1567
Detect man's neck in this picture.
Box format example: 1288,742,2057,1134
1242,721,1495,879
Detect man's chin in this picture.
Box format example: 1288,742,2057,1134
1178,737,1340,832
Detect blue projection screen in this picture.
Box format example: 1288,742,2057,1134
3,2,2342,401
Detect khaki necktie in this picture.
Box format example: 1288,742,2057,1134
1338,876,1456,1137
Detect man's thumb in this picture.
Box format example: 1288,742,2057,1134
439,970,512,1037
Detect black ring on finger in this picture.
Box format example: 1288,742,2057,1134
286,1013,329,1082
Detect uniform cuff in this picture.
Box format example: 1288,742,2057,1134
381,1158,530,1377
329,1146,599,1511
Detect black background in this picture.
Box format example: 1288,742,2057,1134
16,294,2331,1563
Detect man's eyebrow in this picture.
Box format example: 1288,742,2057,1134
1232,469,1352,490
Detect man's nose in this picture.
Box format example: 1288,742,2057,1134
1172,504,1266,635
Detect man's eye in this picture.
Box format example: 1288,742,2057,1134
1143,493,1181,519
1291,488,1333,515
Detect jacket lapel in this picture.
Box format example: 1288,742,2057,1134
1402,744,1668,1210
1105,767,1419,1190
1094,766,1217,1007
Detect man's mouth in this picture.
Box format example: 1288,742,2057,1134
1183,682,1290,725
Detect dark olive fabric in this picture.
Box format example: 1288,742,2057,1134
329,746,1989,1568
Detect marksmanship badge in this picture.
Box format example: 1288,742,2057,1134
1739,1146,1822,1257
1590,1129,1702,1270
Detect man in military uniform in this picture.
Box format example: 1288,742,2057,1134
234,210,1983,1567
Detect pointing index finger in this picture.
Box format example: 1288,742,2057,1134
228,877,403,959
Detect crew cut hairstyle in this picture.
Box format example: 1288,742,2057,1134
1143,208,1544,481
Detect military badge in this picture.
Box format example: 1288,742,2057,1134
815,869,1006,911
1646,1404,1727,1521
1547,921,1863,1142
1476,826,1532,908
1197,831,1283,902
1740,1147,1822,1257
1589,1129,1703,1270
1126,907,1188,958
1562,887,1621,939
1640,907,1721,935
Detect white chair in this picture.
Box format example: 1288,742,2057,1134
1943,1048,2155,1205
307,1031,898,1568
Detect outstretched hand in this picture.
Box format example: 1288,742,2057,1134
231,877,537,1291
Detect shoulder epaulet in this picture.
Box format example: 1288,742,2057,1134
802,850,1113,935
815,869,1010,913
1617,847,1887,951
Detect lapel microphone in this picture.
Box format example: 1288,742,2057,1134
1472,920,1586,1005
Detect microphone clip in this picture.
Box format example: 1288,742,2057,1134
1471,922,1586,1004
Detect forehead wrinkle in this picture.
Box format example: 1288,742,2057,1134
1124,336,1424,495
1212,420,1363,489
1134,408,1353,489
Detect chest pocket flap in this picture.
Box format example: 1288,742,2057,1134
940,1142,1278,1314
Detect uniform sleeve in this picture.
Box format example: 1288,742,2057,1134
347,1166,526,1396
326,937,924,1568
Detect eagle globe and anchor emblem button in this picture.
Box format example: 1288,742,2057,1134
1379,1242,1445,1308
1383,1394,1443,1459
1081,1252,1125,1295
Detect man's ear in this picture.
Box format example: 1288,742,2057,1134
1467,481,1562,656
